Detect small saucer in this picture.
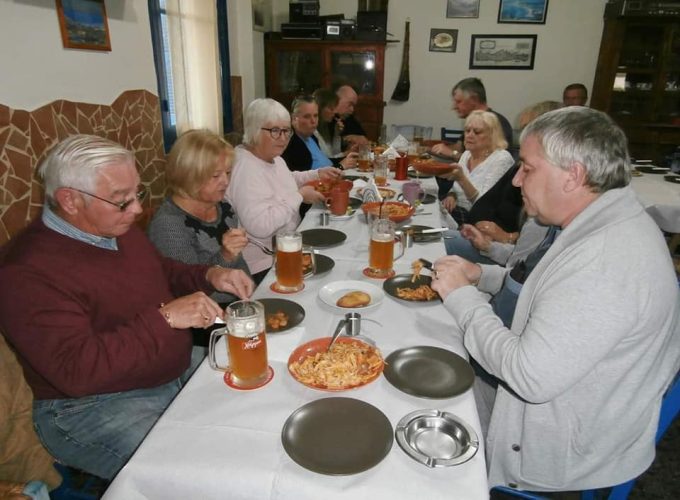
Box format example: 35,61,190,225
270,282,305,294
363,267,395,279
224,366,274,390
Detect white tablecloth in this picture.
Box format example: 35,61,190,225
631,174,680,233
103,173,489,500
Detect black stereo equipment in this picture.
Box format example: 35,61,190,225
355,11,387,41
605,0,680,17
289,1,320,23
323,19,356,40
281,22,323,40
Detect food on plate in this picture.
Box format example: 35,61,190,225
361,201,415,223
357,187,396,199
266,311,289,330
396,285,438,301
410,260,423,283
336,290,371,308
289,341,384,389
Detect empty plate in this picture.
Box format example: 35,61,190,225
396,409,479,468
301,228,347,247
282,397,393,475
384,346,474,398
664,175,680,184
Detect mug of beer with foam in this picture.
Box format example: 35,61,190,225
366,219,405,279
208,300,271,389
274,230,314,292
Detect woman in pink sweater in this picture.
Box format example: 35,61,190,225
227,98,341,281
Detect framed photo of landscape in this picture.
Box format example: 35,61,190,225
56,0,111,51
498,0,549,24
469,34,537,70
446,0,480,19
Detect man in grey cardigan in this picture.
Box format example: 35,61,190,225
432,107,680,493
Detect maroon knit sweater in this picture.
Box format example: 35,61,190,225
0,219,213,400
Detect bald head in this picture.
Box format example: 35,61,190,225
335,85,358,118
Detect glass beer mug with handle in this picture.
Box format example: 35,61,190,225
208,300,271,389
274,230,315,292
366,218,405,279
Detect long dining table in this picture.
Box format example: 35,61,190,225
630,172,680,234
103,170,489,500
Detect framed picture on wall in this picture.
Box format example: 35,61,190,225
56,0,111,51
446,0,480,19
429,29,458,53
469,34,537,70
498,0,549,24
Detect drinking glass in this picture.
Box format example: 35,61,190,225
368,219,405,278
374,156,389,186
274,230,314,292
208,300,269,389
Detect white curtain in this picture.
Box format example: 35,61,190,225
164,0,222,134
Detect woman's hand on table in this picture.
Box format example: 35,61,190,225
206,267,254,300
159,291,224,329
318,166,342,182
299,185,326,204
221,228,248,261
339,152,358,170
460,224,492,252
431,256,481,300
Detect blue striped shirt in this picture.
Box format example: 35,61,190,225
42,204,118,251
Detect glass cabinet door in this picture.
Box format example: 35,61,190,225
330,50,377,96
610,24,663,121
276,50,322,94
662,25,680,125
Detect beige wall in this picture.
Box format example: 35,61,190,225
0,0,157,110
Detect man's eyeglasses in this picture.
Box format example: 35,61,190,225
69,185,148,211
261,127,293,140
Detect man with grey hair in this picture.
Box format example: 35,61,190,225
431,107,680,493
0,135,254,480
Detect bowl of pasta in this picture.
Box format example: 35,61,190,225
411,159,454,176
360,201,415,223
288,337,384,391
304,179,353,195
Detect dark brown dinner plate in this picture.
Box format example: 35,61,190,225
383,274,440,302
384,346,474,399
664,174,680,184
396,225,441,243
422,193,438,205
635,165,670,174
301,228,347,247
258,298,305,333
281,397,393,475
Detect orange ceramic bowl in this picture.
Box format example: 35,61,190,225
360,201,415,223
304,179,353,195
411,159,455,176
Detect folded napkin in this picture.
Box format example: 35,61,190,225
381,146,399,159
361,178,382,203
389,134,409,151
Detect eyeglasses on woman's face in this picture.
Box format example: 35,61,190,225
69,185,148,211
261,127,293,140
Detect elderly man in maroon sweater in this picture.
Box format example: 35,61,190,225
0,135,254,480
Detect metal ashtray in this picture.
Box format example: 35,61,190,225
395,409,479,468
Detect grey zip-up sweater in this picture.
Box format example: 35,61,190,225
445,186,680,491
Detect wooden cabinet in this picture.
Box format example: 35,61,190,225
591,15,680,163
264,39,386,141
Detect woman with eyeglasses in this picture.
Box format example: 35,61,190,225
147,129,252,305
440,110,514,225
227,98,342,283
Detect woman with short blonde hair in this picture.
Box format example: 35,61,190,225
148,129,251,304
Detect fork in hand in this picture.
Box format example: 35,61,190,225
247,237,275,256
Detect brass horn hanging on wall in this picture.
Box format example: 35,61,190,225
391,19,410,102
